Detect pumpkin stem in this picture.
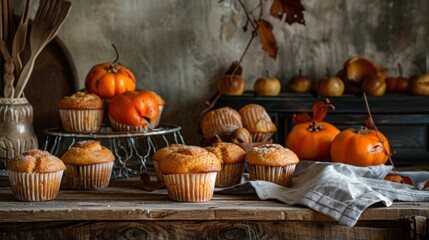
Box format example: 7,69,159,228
326,68,330,78
412,61,425,74
111,44,120,65
397,63,403,77
307,121,323,132
354,126,369,135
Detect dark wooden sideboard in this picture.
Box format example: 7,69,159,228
212,92,429,166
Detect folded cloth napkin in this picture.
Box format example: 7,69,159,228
216,161,429,227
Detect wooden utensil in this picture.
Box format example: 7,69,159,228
0,40,15,98
14,0,72,98
12,0,33,77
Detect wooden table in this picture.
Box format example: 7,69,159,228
0,177,428,240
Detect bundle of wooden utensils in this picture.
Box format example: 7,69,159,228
0,0,71,99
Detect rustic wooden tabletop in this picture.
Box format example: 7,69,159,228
0,177,428,239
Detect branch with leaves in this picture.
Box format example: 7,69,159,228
202,0,306,116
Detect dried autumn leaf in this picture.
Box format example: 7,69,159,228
257,19,277,59
271,0,305,25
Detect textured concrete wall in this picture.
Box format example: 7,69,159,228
19,0,429,144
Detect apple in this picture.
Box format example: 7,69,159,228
386,63,408,93
254,73,281,96
316,76,344,97
287,69,313,93
362,76,387,96
408,74,429,96
218,74,245,95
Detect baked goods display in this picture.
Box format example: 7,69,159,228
108,90,160,132
157,145,221,202
245,144,299,187
205,142,246,187
58,92,104,133
6,150,66,201
61,140,115,190
151,144,185,183
200,106,243,141
239,104,277,142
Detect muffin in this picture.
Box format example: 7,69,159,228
205,142,246,187
6,150,66,201
151,144,185,183
238,104,277,142
200,107,243,141
108,90,159,132
158,145,221,202
61,140,115,190
58,92,104,133
245,144,299,187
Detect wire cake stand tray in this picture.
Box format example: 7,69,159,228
42,124,185,178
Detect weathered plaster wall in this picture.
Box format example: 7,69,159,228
18,0,429,144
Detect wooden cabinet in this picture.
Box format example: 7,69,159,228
213,92,429,166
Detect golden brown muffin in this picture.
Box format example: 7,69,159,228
206,142,247,187
7,150,66,201
152,144,185,162
158,145,221,175
245,144,299,167
245,144,299,187
200,107,243,139
61,140,115,165
152,144,185,182
205,142,246,165
7,149,66,173
58,92,103,110
238,104,277,142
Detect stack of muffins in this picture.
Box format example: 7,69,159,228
6,140,116,202
200,104,276,148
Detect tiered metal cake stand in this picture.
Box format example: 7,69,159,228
43,124,185,178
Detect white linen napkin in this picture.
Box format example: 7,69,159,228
216,161,429,227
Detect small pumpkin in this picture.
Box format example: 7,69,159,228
285,100,340,161
108,90,159,127
330,127,390,166
85,44,136,99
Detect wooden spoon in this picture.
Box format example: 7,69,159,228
12,0,32,77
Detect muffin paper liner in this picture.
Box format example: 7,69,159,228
8,170,64,201
59,109,103,133
202,109,242,139
65,162,113,190
163,172,217,202
109,115,151,132
247,164,296,187
150,106,164,129
153,161,164,183
251,132,274,143
215,162,245,187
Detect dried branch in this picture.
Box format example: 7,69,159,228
362,92,396,170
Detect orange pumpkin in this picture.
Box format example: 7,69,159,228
285,100,340,161
108,90,159,127
330,127,390,166
85,45,136,99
